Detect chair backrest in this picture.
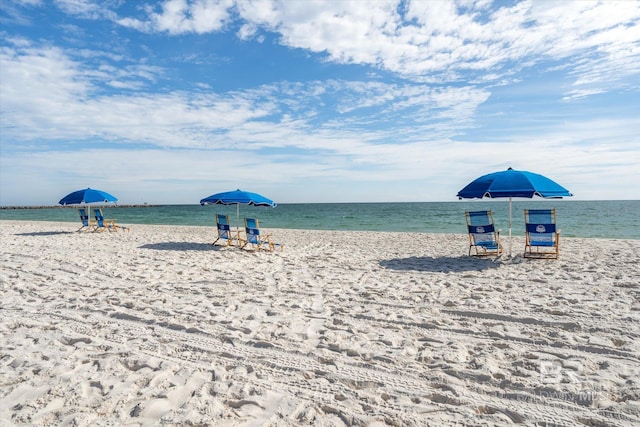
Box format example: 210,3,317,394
245,217,261,244
525,209,557,244
466,210,498,244
216,214,231,239
78,207,89,226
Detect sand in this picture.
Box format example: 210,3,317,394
1,220,639,426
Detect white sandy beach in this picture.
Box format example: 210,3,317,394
1,220,639,426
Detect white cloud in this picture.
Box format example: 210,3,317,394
0,44,91,136
54,0,117,20
15,0,43,5
0,1,42,27
1,39,490,152
81,0,640,96
140,0,234,34
116,16,153,33
229,0,640,95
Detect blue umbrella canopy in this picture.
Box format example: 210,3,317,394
456,168,573,199
200,189,276,229
59,188,118,205
457,168,572,256
200,189,276,207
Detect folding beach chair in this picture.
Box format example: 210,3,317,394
212,213,237,246
77,207,94,232
241,217,283,252
93,208,128,232
465,210,503,256
524,209,560,259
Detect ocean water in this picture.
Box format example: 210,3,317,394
1,200,638,239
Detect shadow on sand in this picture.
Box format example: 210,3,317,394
16,231,74,236
139,242,227,251
379,256,501,273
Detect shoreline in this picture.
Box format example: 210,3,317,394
0,219,637,241
1,200,639,240
1,220,639,426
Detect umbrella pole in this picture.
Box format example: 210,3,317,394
508,197,512,257
236,203,240,235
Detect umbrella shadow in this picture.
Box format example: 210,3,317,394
16,231,74,236
139,242,225,251
379,256,501,272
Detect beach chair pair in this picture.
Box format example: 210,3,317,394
212,214,283,252
77,208,129,232
465,209,560,259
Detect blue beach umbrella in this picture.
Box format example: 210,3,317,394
457,168,573,255
59,187,118,205
200,189,276,229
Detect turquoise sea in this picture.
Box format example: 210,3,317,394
1,200,638,239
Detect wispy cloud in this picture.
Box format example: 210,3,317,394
1,39,488,150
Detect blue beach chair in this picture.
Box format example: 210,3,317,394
524,209,560,259
77,207,94,232
213,213,237,246
465,210,503,256
93,208,116,232
93,208,128,232
241,217,283,252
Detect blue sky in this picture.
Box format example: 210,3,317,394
1,0,639,205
